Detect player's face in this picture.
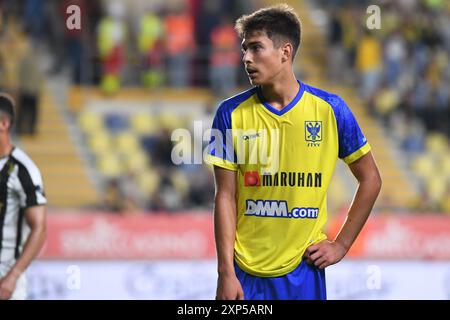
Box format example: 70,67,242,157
241,31,284,86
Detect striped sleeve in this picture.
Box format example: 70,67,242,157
16,162,47,208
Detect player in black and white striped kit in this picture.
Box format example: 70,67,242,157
0,94,47,300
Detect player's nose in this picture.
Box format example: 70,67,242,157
242,50,252,64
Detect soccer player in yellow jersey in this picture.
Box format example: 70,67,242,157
205,4,382,300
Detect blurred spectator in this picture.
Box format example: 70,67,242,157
340,7,359,83
45,0,65,75
355,30,382,100
164,1,195,87
209,15,240,97
383,30,406,87
138,7,165,88
102,178,124,213
371,82,400,125
17,42,43,135
194,0,221,86
318,0,450,212
97,1,127,94
400,117,425,154
119,170,144,213
62,0,88,84
152,128,175,167
326,9,347,82
23,0,44,44
0,21,27,92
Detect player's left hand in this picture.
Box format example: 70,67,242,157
304,240,347,269
0,272,19,300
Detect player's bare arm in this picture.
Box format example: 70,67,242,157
213,166,244,300
305,151,381,269
0,205,47,300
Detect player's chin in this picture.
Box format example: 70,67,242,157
248,77,262,86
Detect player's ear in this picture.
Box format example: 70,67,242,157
281,42,293,63
0,117,8,132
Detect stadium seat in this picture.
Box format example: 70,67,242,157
87,129,112,155
441,152,450,179
130,113,159,135
139,135,158,154
104,113,129,134
426,133,448,156
123,150,150,172
97,153,124,178
79,111,104,133
411,153,436,179
426,175,447,204
160,110,183,130
115,131,141,155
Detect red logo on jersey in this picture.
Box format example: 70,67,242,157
244,171,261,186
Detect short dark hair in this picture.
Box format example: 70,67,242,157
235,4,302,59
0,94,15,128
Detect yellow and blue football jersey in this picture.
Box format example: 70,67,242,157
205,81,370,277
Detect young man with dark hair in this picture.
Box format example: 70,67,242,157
0,94,47,299
205,4,381,300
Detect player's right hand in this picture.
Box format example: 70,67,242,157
216,274,244,300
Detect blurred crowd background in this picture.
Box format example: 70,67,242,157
0,0,449,215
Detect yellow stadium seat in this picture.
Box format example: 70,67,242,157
426,133,448,155
87,130,112,155
183,109,204,130
130,113,159,135
115,131,141,155
97,154,123,178
159,110,183,130
441,152,450,179
79,111,104,133
412,153,436,179
123,150,150,172
426,175,448,203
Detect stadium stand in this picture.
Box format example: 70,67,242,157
1,0,447,213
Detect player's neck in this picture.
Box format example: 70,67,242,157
0,134,13,158
260,72,299,111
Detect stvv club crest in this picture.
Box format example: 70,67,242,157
305,121,322,142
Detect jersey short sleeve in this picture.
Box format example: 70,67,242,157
205,102,238,171
17,162,47,208
333,97,371,164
